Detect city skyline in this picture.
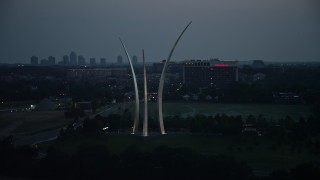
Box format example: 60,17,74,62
16,52,320,66
1,0,319,63
27,52,140,65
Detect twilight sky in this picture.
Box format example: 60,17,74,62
0,0,319,63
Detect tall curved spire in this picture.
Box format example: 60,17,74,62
157,21,192,134
119,38,139,134
142,50,148,137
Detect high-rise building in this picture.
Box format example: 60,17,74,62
48,56,55,65
211,60,238,88
183,59,238,91
100,58,106,66
78,55,86,66
117,55,123,64
183,60,211,91
30,56,38,65
90,58,96,66
70,51,77,65
132,55,138,65
63,55,69,65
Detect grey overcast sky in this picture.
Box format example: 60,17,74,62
0,0,319,63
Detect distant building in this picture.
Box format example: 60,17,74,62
211,60,238,88
67,68,128,85
183,59,238,91
48,56,55,65
273,92,301,104
67,68,127,79
30,56,38,65
167,61,183,74
152,60,182,74
90,58,96,66
78,55,86,66
153,61,165,73
252,60,265,68
70,51,77,65
100,58,106,66
132,55,138,65
117,55,123,64
62,55,69,65
183,60,211,91
35,98,56,111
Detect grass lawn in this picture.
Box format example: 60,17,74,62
36,103,314,173
0,111,71,136
135,102,311,121
38,134,317,172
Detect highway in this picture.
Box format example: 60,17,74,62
13,102,130,146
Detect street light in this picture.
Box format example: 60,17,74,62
102,127,109,131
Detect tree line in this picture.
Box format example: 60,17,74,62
1,136,319,180
60,107,320,140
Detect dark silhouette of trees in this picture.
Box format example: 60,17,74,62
69,144,114,180
290,163,320,180
0,136,39,178
39,147,71,178
269,163,320,180
182,114,243,135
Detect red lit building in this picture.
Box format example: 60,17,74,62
183,59,238,91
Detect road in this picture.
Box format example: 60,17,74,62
13,103,130,146
89,102,127,118
14,128,60,145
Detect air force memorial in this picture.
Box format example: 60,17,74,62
120,21,192,136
